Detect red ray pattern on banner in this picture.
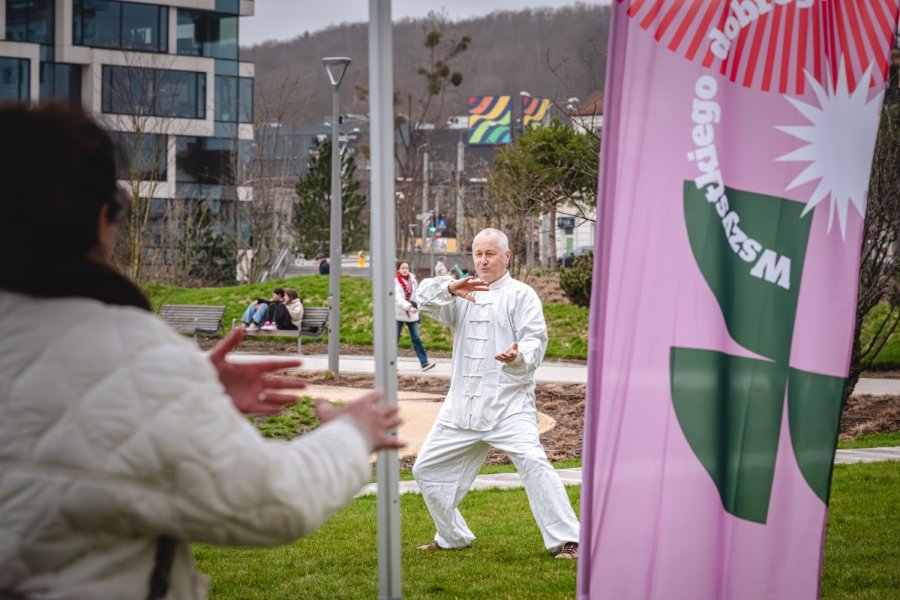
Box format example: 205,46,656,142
616,0,900,93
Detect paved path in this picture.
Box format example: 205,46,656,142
227,352,900,496
231,352,900,393
356,447,900,497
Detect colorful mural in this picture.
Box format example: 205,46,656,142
467,95,511,145
522,96,550,128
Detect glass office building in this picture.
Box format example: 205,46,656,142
1,0,255,221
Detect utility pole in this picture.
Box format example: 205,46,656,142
456,139,465,253
422,152,430,274
431,185,439,275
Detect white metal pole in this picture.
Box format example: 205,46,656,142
369,2,402,598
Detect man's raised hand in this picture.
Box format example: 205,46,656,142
495,341,519,363
448,276,491,302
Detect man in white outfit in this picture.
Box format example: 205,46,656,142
413,228,580,559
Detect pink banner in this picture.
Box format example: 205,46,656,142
579,1,899,598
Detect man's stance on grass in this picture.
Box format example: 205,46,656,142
413,228,580,559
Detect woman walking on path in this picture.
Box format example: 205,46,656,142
396,261,436,371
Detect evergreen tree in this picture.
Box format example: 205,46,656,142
293,139,368,257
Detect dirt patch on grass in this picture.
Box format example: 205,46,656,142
840,395,900,440
291,372,899,466
522,272,570,305
200,336,899,463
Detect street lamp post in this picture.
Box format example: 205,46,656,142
322,56,351,375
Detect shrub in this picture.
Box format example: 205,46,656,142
559,252,592,307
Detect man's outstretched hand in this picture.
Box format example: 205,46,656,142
448,276,491,302
208,327,307,416
495,341,519,363
314,391,406,453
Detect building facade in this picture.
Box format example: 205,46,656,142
1,0,255,254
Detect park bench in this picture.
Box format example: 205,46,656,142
159,304,226,339
233,306,330,355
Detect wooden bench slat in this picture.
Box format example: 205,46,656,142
160,304,226,337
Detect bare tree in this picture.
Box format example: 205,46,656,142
847,100,900,396
487,120,598,273
230,74,311,283
99,53,190,284
357,13,471,254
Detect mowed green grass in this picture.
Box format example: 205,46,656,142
192,463,900,599
822,462,900,599
838,432,900,449
144,275,588,359
859,304,900,370
145,277,900,366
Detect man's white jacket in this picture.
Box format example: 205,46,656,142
0,292,370,599
416,272,547,431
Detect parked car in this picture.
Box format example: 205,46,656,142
558,245,594,268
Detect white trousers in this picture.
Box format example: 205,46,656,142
412,410,580,552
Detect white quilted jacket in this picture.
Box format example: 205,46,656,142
0,292,371,599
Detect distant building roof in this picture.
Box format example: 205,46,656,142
571,92,604,117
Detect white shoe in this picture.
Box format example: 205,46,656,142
261,322,278,331
422,362,436,371
247,323,260,332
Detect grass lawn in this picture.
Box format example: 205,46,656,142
860,304,900,370
145,277,900,366
145,276,595,360
838,432,900,449
193,462,899,599
822,462,900,599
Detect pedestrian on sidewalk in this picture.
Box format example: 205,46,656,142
0,103,405,599
395,260,436,371
316,253,330,275
413,228,580,559
434,256,449,277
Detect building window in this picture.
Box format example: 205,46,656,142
215,75,253,123
73,0,168,53
112,131,168,181
40,63,82,103
176,136,235,184
176,10,238,59
0,58,30,102
5,0,53,44
102,65,206,119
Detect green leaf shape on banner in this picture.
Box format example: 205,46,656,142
671,347,787,524
682,182,812,363
787,368,845,503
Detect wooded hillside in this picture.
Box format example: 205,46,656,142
240,4,610,125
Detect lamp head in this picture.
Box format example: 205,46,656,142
322,57,352,88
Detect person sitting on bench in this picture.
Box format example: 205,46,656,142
262,288,302,331
240,288,284,331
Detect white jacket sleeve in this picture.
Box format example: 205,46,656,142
415,276,459,328
502,286,548,377
63,334,372,547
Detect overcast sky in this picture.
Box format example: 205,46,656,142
240,0,609,46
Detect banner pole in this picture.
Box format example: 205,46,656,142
369,1,402,598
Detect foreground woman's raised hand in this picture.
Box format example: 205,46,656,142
208,327,308,415
314,391,406,453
